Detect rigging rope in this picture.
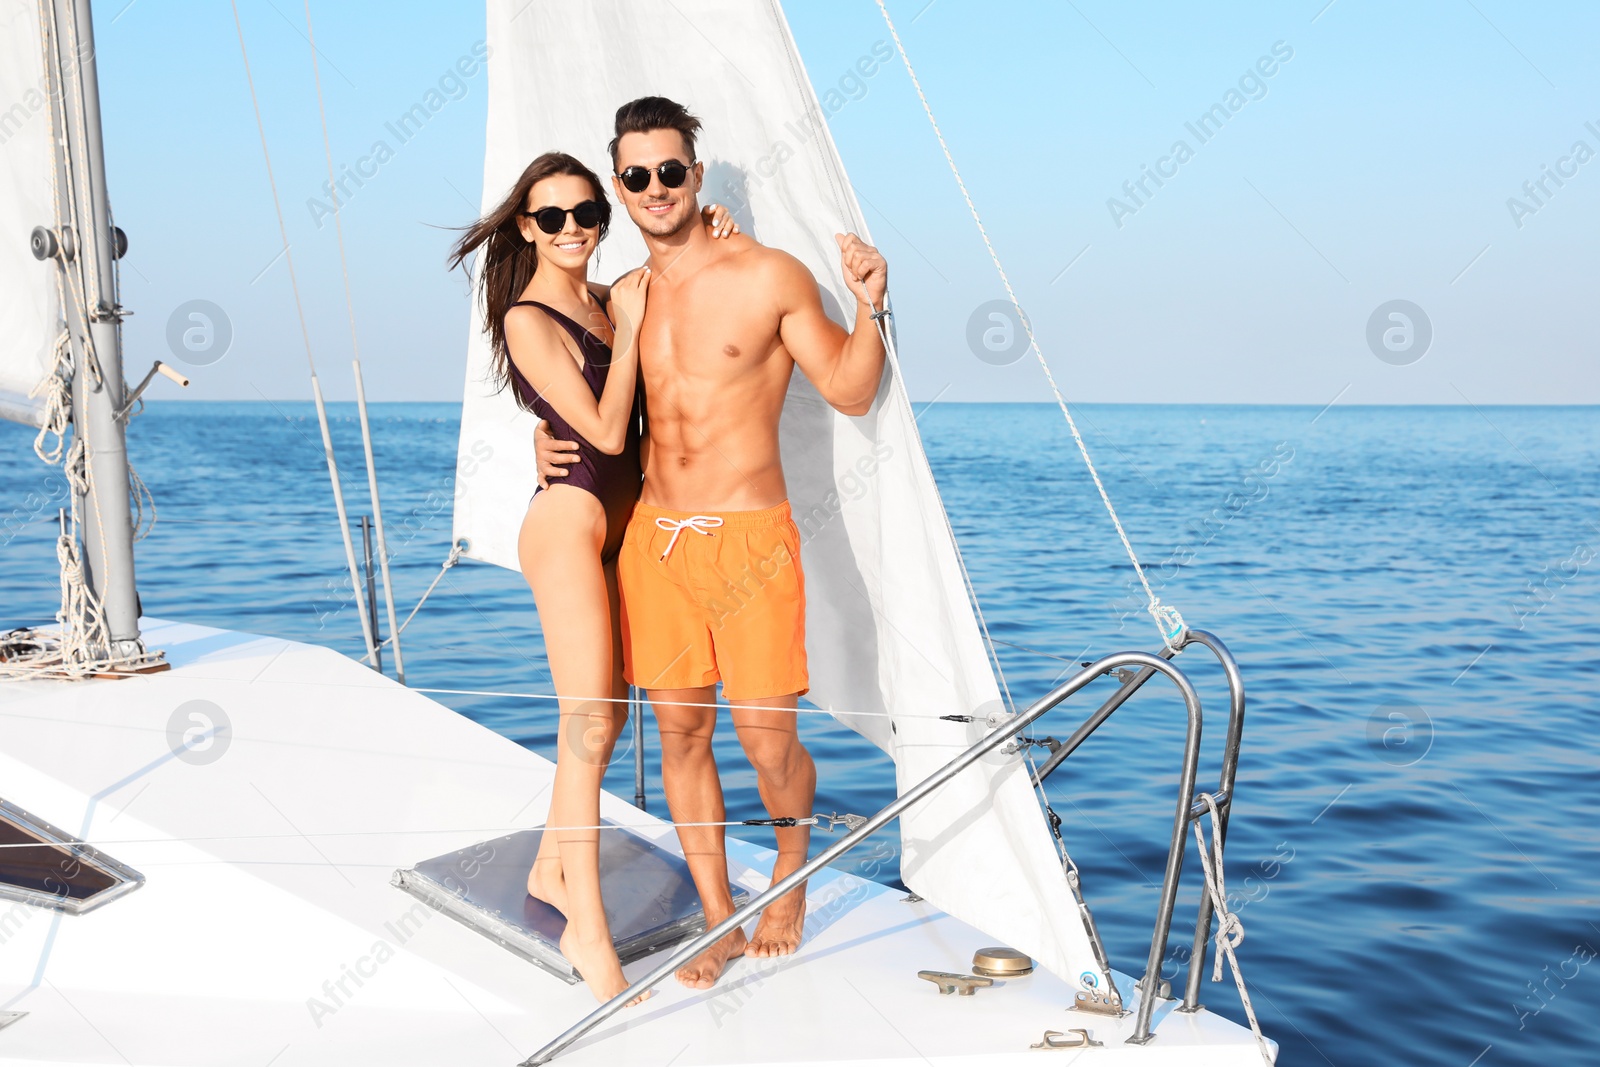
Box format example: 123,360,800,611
872,0,1186,652
302,0,362,373
28,333,73,464
867,305,1017,714
303,0,406,682
767,0,1021,711
229,0,379,669
1191,793,1277,1065
227,1,317,380
357,540,463,665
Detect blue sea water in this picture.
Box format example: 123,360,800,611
2,401,1597,1065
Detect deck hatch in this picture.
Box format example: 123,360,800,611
0,797,145,915
393,825,747,983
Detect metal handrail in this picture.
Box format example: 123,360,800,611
1172,630,1246,1013
519,649,1205,1065
1026,628,1248,1017
1028,644,1178,787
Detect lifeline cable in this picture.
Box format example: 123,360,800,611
0,813,870,851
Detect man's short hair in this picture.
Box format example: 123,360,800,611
609,96,702,169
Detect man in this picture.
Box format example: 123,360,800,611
537,95,888,989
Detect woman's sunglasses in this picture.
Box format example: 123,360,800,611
615,159,695,194
523,200,604,235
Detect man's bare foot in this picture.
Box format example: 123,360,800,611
748,879,808,958
675,926,747,989
561,927,652,1006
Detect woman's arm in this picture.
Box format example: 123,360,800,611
504,276,645,454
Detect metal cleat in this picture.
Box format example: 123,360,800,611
1030,1029,1103,1050
916,970,993,996
1071,988,1125,1016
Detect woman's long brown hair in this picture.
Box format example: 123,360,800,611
448,152,611,404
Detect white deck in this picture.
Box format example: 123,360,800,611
0,620,1271,1065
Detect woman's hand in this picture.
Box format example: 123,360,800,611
703,203,741,239
608,266,650,336
534,419,579,489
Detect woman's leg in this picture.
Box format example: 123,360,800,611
518,488,639,1004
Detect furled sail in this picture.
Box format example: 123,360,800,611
453,0,1110,988
0,4,60,427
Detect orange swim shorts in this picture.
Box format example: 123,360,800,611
618,501,808,701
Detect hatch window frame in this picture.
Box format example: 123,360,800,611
0,797,145,915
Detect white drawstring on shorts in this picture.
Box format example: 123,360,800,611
656,515,723,560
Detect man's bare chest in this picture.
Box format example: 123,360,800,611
641,278,784,380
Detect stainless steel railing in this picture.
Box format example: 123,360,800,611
520,642,1228,1064
1026,629,1247,1020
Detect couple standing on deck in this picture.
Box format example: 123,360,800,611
451,96,889,1005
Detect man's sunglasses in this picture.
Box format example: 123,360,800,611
616,159,696,194
522,200,605,235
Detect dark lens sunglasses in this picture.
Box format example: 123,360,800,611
616,159,695,194
523,200,604,235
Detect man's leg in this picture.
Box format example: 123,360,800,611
651,686,747,988
731,695,815,957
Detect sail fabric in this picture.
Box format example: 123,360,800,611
0,4,59,427
455,0,1110,988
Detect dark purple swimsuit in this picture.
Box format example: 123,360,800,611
507,298,641,562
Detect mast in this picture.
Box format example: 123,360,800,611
43,0,144,660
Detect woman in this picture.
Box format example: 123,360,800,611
449,152,736,1004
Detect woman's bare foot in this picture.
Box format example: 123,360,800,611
675,926,747,989
561,926,652,1006
748,880,808,958
527,854,568,914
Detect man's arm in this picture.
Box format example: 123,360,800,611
533,420,579,489
775,234,889,417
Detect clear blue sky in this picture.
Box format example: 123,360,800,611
90,0,1598,405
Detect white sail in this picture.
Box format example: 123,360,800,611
0,4,59,427
453,0,1111,989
